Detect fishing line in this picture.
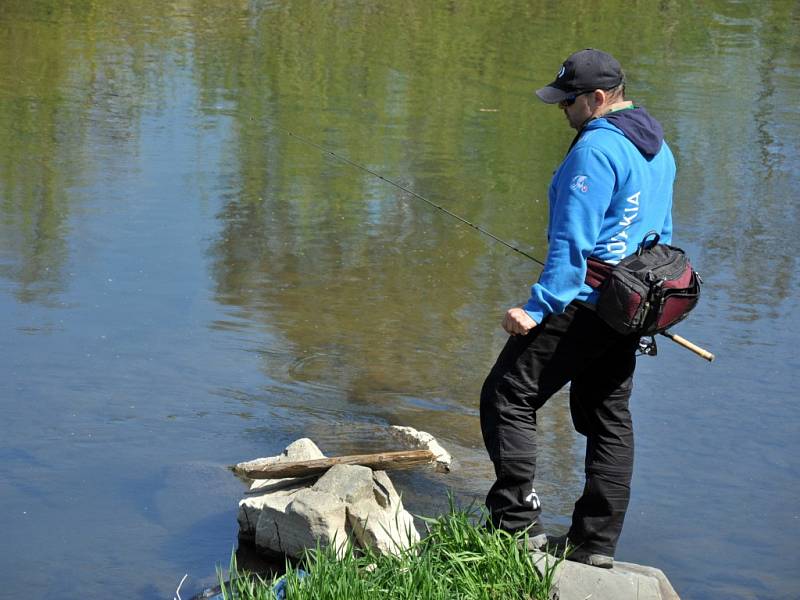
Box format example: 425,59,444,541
278,126,546,267
272,123,714,361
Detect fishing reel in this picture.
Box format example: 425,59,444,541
638,335,658,357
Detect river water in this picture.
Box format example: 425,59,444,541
1,1,798,598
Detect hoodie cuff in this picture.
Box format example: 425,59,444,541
522,301,546,326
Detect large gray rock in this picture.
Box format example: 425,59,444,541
237,438,326,541
372,470,401,508
238,440,420,559
348,499,418,555
248,493,296,554
346,470,420,554
530,552,680,600
255,489,348,559
614,561,681,600
312,464,374,504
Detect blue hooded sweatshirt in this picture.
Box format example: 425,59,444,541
523,107,676,324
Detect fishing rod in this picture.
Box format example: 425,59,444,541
277,126,714,362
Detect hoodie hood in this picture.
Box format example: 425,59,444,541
602,106,664,159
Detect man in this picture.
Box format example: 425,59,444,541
480,49,675,568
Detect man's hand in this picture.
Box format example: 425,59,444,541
502,307,537,336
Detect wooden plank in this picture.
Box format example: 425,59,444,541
235,449,436,479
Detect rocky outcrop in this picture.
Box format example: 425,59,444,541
235,437,679,600
237,439,419,559
530,552,681,600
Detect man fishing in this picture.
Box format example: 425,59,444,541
479,49,676,568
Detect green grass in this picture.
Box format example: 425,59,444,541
216,499,561,600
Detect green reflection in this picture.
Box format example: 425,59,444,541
0,0,187,302
1,0,798,412
196,0,800,413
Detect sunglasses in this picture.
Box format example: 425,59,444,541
560,91,592,107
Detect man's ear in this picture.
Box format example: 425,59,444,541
592,89,607,106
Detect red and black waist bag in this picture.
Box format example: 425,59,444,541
585,232,702,336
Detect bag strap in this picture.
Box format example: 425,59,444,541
585,256,613,288
637,231,661,255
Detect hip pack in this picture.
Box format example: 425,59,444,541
586,232,701,335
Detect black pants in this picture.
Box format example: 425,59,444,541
480,303,640,556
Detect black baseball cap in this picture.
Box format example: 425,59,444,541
536,49,624,104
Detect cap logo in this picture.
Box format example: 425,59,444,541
556,65,566,79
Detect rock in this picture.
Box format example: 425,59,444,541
256,489,348,559
614,561,681,600
346,470,419,555
239,439,420,559
237,439,326,540
388,425,452,472
312,464,375,504
530,552,680,600
235,437,326,479
372,470,401,508
249,493,297,555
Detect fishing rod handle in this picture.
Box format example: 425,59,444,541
660,331,715,362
